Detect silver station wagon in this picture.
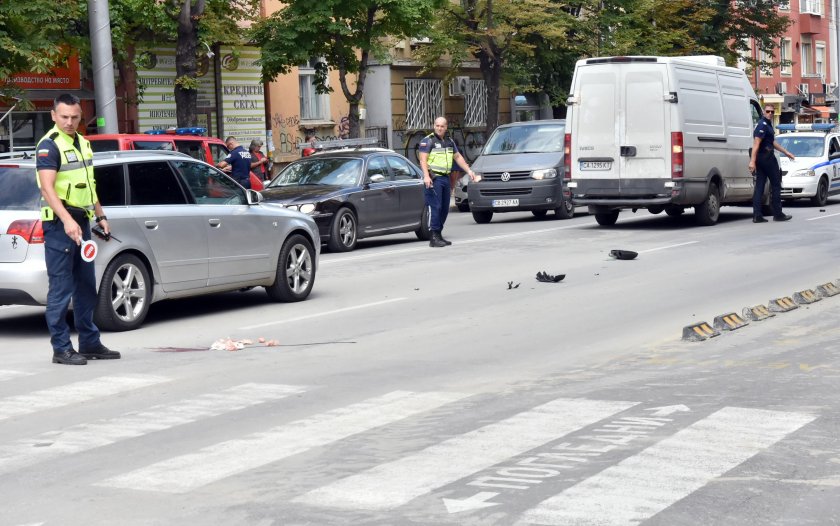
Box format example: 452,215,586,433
0,150,320,331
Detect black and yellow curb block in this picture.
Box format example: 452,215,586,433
817,282,840,298
742,305,776,322
793,289,821,305
682,322,720,342
768,297,799,312
713,312,749,331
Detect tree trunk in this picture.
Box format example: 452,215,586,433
174,0,203,127
478,51,502,134
118,44,139,133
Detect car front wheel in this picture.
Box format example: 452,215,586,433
811,177,829,206
328,208,357,252
94,253,151,332
553,197,574,220
266,234,315,302
472,210,493,224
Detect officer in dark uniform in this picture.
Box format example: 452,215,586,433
217,136,253,189
418,117,477,247
749,105,794,222
35,93,120,365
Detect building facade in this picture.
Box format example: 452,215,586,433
743,0,839,124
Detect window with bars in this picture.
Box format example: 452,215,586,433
464,79,487,128
404,79,443,130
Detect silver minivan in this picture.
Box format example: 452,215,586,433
467,120,572,223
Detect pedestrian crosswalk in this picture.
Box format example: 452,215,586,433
0,368,820,525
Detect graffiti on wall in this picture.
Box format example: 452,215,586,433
394,126,487,165
270,111,349,158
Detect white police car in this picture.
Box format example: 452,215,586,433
776,123,840,206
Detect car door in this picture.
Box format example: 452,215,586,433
827,136,840,194
357,155,399,234
175,139,205,162
126,161,208,292
386,155,425,228
171,159,272,286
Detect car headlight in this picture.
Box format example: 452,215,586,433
298,203,317,214
531,168,557,180
791,169,816,177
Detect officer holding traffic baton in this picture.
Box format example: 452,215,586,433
418,117,477,247
35,93,120,365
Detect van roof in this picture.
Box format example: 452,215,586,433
580,55,727,68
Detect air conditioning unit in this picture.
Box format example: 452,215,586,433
823,82,836,94
799,83,809,96
776,82,787,95
449,76,470,97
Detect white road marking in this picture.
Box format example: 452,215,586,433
0,383,306,474
0,375,169,421
294,397,637,511
807,211,840,221
97,390,469,493
0,370,35,382
239,297,406,330
638,241,699,253
519,406,816,526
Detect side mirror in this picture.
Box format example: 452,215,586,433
246,189,263,204
369,174,386,183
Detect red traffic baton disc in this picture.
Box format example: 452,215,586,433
81,240,98,262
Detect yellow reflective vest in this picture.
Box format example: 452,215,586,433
424,133,456,175
35,125,97,220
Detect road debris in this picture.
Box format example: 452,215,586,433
507,281,520,289
610,249,638,260
536,272,565,283
210,337,279,351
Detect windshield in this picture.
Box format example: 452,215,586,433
0,166,41,210
482,123,565,154
776,136,824,157
268,158,363,187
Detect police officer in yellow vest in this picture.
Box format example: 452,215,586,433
418,117,477,247
35,93,120,365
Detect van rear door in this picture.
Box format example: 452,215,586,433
572,60,672,194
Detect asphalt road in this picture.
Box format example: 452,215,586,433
2,200,840,525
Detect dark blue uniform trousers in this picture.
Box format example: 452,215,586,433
424,174,451,232
752,152,783,217
43,218,101,353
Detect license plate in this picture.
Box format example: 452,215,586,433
492,199,519,207
580,161,612,171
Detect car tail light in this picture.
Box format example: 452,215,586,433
564,133,572,180
671,132,684,179
7,219,44,244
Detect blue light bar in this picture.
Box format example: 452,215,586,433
777,123,836,132
143,127,207,136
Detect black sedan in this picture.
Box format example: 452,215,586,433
261,149,431,251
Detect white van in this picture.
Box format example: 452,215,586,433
564,56,762,226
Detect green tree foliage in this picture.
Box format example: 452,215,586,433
417,0,578,132
251,0,444,138
0,0,86,103
585,0,790,68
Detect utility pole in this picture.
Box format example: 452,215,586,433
835,0,840,119
88,0,119,133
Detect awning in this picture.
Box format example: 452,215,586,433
811,105,837,117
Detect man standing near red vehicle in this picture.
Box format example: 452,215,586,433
35,93,120,365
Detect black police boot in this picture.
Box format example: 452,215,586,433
773,213,792,221
52,349,87,365
79,344,121,360
429,231,447,248
753,216,768,223
438,232,452,246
